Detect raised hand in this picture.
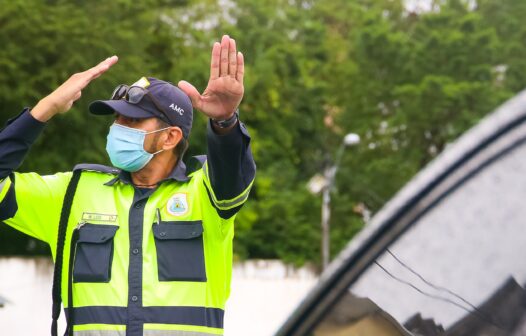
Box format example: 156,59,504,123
178,35,244,120
31,56,119,122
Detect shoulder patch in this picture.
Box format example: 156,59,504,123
73,163,120,175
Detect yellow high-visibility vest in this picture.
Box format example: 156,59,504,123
1,158,254,335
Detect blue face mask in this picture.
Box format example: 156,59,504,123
106,123,170,172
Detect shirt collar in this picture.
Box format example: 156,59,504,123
104,159,190,186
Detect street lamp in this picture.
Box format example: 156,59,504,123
308,133,361,271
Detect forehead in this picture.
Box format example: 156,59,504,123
114,113,160,126
114,112,155,120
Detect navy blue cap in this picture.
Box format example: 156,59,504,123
89,77,193,139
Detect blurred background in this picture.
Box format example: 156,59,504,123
0,0,525,335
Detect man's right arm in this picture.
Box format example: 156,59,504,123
0,108,47,180
0,54,119,180
0,109,73,243
0,108,48,224
0,56,119,243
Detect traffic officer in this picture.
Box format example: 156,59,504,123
0,34,255,335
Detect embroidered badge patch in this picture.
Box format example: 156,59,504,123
167,193,189,216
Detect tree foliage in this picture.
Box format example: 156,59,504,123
0,0,524,266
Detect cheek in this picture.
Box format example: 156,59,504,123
142,136,151,152
141,133,153,152
145,133,164,153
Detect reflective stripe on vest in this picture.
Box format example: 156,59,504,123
73,331,125,336
65,306,224,328
144,331,221,336
74,330,220,336
202,161,253,210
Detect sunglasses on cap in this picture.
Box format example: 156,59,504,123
110,84,171,124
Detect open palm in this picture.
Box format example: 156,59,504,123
32,56,118,122
178,35,244,120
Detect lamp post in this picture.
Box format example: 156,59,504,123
309,133,360,271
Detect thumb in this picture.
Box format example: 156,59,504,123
178,80,202,110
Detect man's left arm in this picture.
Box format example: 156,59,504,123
178,35,255,218
203,117,255,218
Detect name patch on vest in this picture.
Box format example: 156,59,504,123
82,212,118,222
167,193,189,216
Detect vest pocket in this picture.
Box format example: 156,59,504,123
73,223,119,283
153,220,207,282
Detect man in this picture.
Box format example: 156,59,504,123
0,34,255,336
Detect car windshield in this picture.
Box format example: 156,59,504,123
312,126,526,335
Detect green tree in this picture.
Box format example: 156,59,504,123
0,0,524,268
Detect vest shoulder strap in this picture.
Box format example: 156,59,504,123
51,169,82,336
73,163,120,175
186,155,207,176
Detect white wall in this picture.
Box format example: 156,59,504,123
0,258,317,335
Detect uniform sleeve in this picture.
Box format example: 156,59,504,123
1,172,72,244
203,118,256,219
0,108,46,179
0,108,72,244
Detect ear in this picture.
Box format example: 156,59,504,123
162,126,184,151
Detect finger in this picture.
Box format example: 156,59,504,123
220,35,229,77
236,52,244,85
177,80,202,110
83,56,119,84
228,38,237,78
210,42,221,80
70,56,118,94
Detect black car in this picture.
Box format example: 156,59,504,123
276,89,526,336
